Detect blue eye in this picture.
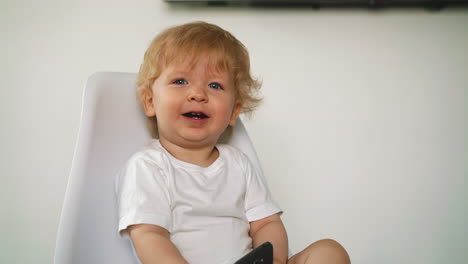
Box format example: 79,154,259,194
209,82,222,90
174,79,187,85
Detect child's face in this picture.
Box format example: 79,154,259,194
144,56,242,148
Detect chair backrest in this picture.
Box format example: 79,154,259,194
54,72,265,264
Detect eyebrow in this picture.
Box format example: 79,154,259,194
166,69,190,75
167,69,229,80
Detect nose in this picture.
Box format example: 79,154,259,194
187,85,208,103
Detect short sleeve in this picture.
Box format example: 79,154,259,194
243,156,282,222
115,155,172,238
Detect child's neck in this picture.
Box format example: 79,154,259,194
159,138,219,168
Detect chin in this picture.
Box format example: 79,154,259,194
178,136,217,147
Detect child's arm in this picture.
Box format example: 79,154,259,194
128,224,188,264
249,213,288,264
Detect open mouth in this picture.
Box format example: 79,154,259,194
182,112,209,120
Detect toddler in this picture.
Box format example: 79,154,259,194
115,21,350,264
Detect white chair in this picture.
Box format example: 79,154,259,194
54,72,266,263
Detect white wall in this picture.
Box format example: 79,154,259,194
2,0,467,263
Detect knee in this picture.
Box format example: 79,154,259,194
304,239,350,264
312,239,344,250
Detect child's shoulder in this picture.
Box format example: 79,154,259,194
124,139,168,168
218,143,244,156
217,143,253,168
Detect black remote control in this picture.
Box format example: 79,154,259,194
234,242,273,264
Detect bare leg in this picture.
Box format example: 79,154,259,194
287,239,350,264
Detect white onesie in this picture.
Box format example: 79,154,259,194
115,139,282,264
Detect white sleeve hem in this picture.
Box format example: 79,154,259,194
118,212,171,238
246,202,282,222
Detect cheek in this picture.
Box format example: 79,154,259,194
153,91,179,113
217,100,237,119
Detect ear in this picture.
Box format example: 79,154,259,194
141,88,156,117
229,101,243,126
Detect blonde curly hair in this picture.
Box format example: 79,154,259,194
137,21,262,141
